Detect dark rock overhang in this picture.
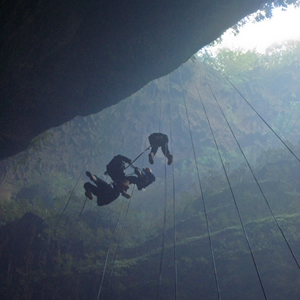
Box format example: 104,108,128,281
1,0,270,160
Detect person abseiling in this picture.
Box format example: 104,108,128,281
84,171,130,206
105,154,132,183
148,133,173,165
127,167,156,190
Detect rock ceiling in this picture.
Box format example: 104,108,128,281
1,0,270,159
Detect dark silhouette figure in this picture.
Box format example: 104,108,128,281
84,171,130,206
127,167,156,190
105,154,132,182
148,133,173,165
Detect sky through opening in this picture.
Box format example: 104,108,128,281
203,4,300,54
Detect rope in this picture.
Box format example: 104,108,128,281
18,166,87,299
223,73,300,163
50,107,121,299
125,146,151,170
168,74,178,299
159,85,162,133
103,186,136,299
96,199,126,300
201,67,300,269
91,101,136,298
189,63,268,300
97,94,140,299
20,92,137,299
156,144,168,300
180,66,221,299
77,196,88,219
155,76,170,299
122,83,161,171
52,196,88,299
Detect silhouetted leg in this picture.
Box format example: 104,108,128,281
161,143,173,165
84,182,99,197
161,143,171,157
150,145,158,155
149,145,158,164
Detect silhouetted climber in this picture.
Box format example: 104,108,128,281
105,154,132,183
84,171,130,206
127,167,156,190
148,133,173,165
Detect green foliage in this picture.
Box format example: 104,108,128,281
2,21,300,297
203,48,262,77
1,143,300,298
201,40,300,79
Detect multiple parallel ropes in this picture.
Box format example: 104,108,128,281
186,64,268,299
199,64,300,269
94,63,299,299
99,81,170,300
50,110,121,298
54,101,134,299
97,95,140,300
185,58,300,299
179,67,221,299
18,58,300,300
